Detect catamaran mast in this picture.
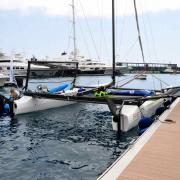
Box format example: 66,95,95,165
112,0,116,85
133,0,145,63
72,0,77,61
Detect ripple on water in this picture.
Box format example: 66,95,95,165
0,103,138,180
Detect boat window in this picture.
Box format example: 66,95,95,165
7,67,10,70
16,67,19,69
20,67,24,69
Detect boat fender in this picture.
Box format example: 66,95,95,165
138,117,154,130
155,106,166,116
164,99,172,108
4,104,10,113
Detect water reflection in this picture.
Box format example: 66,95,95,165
0,116,19,136
0,102,138,180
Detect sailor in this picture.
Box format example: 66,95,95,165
10,88,20,100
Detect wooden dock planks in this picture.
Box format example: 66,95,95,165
118,100,180,180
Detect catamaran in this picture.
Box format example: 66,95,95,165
0,0,176,134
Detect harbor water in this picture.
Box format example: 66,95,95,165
0,74,179,180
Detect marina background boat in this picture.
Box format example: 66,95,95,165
0,51,55,78
50,51,127,75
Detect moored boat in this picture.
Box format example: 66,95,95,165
134,74,147,80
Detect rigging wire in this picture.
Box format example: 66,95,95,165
145,12,158,61
77,20,92,58
115,75,137,86
151,74,170,87
101,1,110,64
117,71,147,88
139,1,151,61
79,0,101,61
99,0,109,64
117,0,127,60
151,74,156,90
124,37,139,59
66,24,73,53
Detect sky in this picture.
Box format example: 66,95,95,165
0,0,180,65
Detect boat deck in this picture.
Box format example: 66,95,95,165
98,98,180,180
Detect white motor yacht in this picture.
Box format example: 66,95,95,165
53,51,113,75
0,51,50,77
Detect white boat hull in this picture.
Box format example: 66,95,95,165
140,99,164,117
14,96,75,115
112,105,141,132
112,99,165,132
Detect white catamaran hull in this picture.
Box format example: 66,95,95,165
112,98,165,132
112,105,141,132
14,96,75,115
140,98,164,117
